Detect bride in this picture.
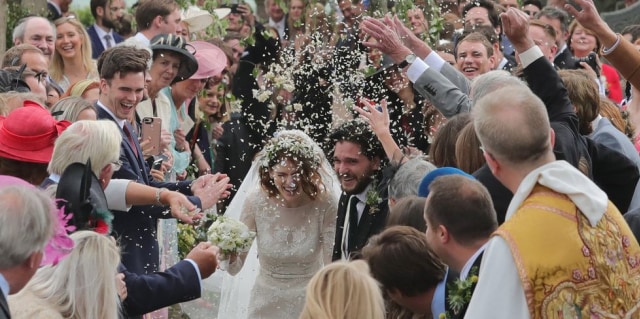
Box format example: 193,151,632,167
217,130,340,318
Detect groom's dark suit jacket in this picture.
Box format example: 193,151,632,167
332,184,389,261
0,291,10,319
97,105,201,274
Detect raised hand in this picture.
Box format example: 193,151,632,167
354,98,391,138
500,8,534,53
361,17,413,64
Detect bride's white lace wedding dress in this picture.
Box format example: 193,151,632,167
227,189,337,318
216,130,340,319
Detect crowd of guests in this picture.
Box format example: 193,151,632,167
2,0,640,317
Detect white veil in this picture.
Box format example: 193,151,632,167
215,129,340,319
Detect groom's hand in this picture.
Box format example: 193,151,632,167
186,242,220,279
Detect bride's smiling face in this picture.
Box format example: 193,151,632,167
270,159,307,206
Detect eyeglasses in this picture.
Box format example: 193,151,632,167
34,70,47,83
109,6,125,13
111,160,123,171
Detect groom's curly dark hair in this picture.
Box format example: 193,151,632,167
329,119,384,161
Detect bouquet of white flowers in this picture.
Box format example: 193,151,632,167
207,216,256,260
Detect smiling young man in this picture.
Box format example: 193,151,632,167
330,119,388,261
125,0,182,47
455,32,496,80
95,45,226,276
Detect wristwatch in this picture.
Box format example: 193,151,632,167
397,53,417,69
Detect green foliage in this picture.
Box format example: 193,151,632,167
177,213,218,259
390,0,444,47
6,1,31,51
74,7,95,27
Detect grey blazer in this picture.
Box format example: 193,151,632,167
412,62,471,118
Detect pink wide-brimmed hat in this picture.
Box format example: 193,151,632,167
189,41,228,80
0,101,71,163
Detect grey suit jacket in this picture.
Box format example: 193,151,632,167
413,62,471,118
590,118,640,168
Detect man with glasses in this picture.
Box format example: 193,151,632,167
88,0,127,59
12,17,56,62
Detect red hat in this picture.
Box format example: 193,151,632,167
0,101,72,163
189,41,227,80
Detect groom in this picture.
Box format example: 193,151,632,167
330,119,388,261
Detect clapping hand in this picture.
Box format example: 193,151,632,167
191,173,233,210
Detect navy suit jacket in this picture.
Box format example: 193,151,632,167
120,261,200,317
87,25,124,59
96,105,201,274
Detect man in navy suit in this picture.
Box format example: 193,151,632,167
87,0,126,59
95,45,227,275
0,180,56,319
424,175,498,319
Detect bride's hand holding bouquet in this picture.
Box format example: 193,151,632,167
207,216,256,270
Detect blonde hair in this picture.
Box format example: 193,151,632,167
299,260,385,319
50,18,96,85
50,96,96,122
18,231,121,319
48,120,121,177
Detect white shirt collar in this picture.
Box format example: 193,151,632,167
460,244,487,280
96,101,126,128
498,57,509,70
269,17,286,40
93,23,112,38
48,173,61,183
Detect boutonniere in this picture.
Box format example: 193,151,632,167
440,266,479,319
365,186,382,215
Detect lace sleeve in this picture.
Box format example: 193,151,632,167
320,191,338,265
228,194,258,275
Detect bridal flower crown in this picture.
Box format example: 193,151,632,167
261,134,320,169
